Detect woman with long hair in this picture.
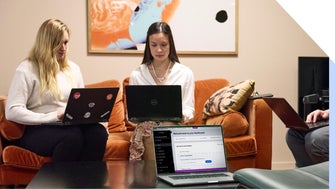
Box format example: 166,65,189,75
5,19,108,161
128,22,195,160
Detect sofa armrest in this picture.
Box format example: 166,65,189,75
0,96,25,143
0,96,6,163
0,133,2,163
240,98,273,169
205,112,249,138
241,99,272,135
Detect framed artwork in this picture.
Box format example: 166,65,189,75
87,0,238,55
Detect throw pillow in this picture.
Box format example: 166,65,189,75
203,80,255,118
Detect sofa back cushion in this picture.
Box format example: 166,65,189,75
85,80,127,133
122,78,230,127
122,78,137,131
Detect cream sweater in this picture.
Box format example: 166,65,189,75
5,60,84,125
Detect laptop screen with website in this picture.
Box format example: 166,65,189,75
153,126,227,174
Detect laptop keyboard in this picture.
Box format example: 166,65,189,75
170,173,228,180
306,120,329,129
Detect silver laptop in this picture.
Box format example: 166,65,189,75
152,125,236,186
47,87,119,126
125,85,182,123
263,97,329,131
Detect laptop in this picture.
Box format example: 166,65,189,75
263,97,329,131
125,85,182,123
152,125,236,186
48,87,119,126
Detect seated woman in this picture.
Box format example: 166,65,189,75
5,19,108,162
128,22,195,160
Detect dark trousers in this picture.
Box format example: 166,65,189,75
15,123,108,162
286,126,329,167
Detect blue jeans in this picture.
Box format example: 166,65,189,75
286,126,329,167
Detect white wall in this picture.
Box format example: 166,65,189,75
0,0,326,169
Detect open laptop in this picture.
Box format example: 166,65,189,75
125,85,182,123
48,87,119,126
263,97,329,131
152,125,236,186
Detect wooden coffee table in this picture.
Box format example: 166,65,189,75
26,160,239,188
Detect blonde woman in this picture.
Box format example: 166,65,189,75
5,19,108,161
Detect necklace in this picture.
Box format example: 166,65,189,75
151,61,172,83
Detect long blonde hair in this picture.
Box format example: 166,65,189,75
28,19,71,99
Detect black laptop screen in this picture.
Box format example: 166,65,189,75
125,85,182,122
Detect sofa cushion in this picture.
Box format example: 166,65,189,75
104,132,133,161
104,139,130,161
203,80,255,118
206,111,249,138
85,80,127,133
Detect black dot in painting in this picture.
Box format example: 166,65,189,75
216,10,228,23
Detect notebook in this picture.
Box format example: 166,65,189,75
48,87,119,126
125,85,182,123
152,125,236,186
263,97,329,131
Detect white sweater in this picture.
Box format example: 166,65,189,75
129,63,195,122
5,60,84,125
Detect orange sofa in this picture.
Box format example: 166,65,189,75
0,78,272,186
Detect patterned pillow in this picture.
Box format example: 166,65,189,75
203,80,255,118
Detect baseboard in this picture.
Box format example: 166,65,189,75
272,161,296,170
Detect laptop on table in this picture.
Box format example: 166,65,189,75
125,85,182,123
263,97,329,131
152,125,236,186
48,87,119,126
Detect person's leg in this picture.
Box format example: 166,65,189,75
286,129,313,167
79,123,108,161
15,125,83,161
305,126,329,164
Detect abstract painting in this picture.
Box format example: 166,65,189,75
87,0,237,54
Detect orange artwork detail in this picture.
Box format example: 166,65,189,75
89,0,179,50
